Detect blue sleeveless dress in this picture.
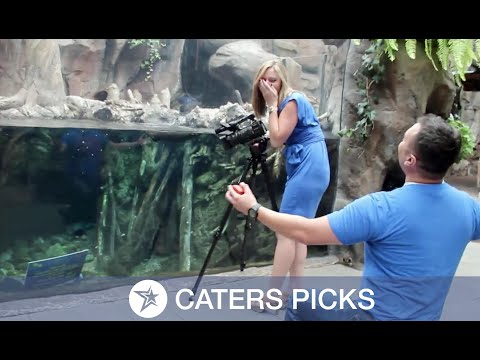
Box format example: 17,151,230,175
278,92,330,218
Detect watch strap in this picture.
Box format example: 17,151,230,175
268,105,278,114
249,203,262,219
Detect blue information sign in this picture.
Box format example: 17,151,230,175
24,249,88,290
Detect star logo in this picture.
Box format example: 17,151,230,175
129,280,168,318
135,286,159,312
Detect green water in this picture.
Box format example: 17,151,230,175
0,120,335,279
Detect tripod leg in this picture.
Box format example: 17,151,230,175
237,153,279,272
190,202,235,299
239,159,259,271
240,217,254,271
260,157,279,211
190,156,253,300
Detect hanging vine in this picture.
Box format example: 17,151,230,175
338,39,386,140
128,39,166,80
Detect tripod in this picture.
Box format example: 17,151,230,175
190,137,279,300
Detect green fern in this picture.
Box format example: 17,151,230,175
423,40,437,70
354,39,479,85
436,39,450,71
464,40,478,72
384,39,399,61
405,39,417,59
449,39,468,80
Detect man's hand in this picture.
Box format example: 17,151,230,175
225,182,258,215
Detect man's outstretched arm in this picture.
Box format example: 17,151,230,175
226,182,341,246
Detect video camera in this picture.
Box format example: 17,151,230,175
215,114,268,150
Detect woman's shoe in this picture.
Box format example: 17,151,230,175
250,294,288,314
278,293,290,310
250,299,268,313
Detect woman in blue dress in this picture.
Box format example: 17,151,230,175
250,59,330,311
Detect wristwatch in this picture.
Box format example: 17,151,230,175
248,203,262,220
267,105,278,114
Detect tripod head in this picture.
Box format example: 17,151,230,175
248,135,269,159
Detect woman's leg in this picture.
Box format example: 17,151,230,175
250,233,295,312
286,241,308,294
268,235,307,305
268,233,296,291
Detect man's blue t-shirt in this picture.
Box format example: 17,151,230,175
327,182,480,320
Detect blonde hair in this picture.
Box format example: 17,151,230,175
251,59,294,118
